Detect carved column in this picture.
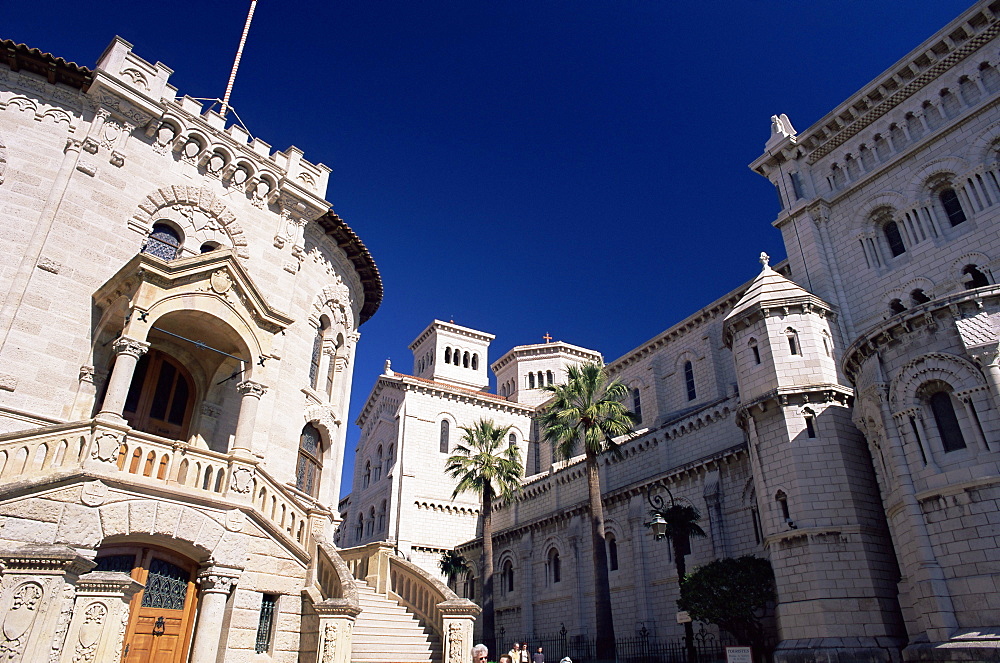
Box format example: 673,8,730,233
96,337,149,422
232,380,266,455
187,569,239,663
437,598,481,663
313,599,362,663
0,545,95,663
58,571,142,663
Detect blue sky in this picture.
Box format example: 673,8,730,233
5,1,974,495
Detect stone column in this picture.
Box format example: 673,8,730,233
438,598,481,663
96,337,149,422
981,356,1000,411
187,569,239,663
517,536,534,637
0,545,95,663
232,380,266,455
58,571,142,663
314,599,362,663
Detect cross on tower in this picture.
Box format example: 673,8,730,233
543,333,553,343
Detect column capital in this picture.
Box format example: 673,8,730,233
196,569,240,594
236,380,267,399
112,336,149,359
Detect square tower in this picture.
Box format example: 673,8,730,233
409,320,493,390
492,340,603,407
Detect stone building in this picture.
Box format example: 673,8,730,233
340,2,1000,661
0,37,478,663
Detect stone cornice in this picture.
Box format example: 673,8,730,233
722,295,835,347
491,342,602,373
736,384,854,427
315,211,382,325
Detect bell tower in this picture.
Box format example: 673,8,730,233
723,255,905,661
409,320,493,391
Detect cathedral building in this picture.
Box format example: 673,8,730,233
340,2,1000,661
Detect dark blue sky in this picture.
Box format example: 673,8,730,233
5,1,974,494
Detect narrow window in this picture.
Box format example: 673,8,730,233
356,514,364,540
884,221,906,257
503,560,514,593
547,370,554,385
632,387,642,424
255,594,278,654
463,352,470,368
930,391,967,452
366,508,375,535
909,416,929,465
548,549,561,583
608,535,619,572
749,338,761,365
143,222,182,261
508,432,517,448
445,347,451,364
805,415,816,438
440,420,450,453
963,265,989,288
529,373,535,389
385,444,394,473
472,354,479,370
751,507,762,545
537,371,544,388
378,500,386,531
789,172,805,199
296,424,323,497
684,361,696,401
940,188,967,226
776,490,791,522
786,329,800,356
363,461,371,489
774,183,784,209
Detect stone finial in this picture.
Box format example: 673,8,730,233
384,359,393,376
759,252,771,269
766,113,797,150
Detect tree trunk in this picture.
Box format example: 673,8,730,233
585,451,616,660
482,487,496,652
672,536,695,663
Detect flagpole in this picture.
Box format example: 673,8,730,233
221,0,258,118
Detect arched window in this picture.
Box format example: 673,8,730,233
378,500,387,531
440,420,450,453
366,508,375,535
508,433,517,447
928,388,967,452
355,513,363,540
748,338,761,365
122,350,195,441
684,361,696,401
963,265,989,288
199,242,220,253
444,348,451,364
889,299,907,315
537,371,544,388
607,534,619,572
463,352,470,368
631,387,642,424
775,490,792,526
940,188,967,226
547,548,561,584
804,413,816,438
373,446,382,482
310,318,330,391
529,373,536,389
547,370,554,385
884,221,906,257
385,444,394,474
472,354,479,370
786,329,800,356
143,222,182,261
911,289,931,305
296,424,323,497
822,332,832,357
363,461,371,488
502,559,514,593
465,573,476,601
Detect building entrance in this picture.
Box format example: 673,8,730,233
122,350,195,440
94,546,198,663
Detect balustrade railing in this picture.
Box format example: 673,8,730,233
0,419,314,552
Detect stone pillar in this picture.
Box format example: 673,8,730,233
58,571,142,663
314,599,362,663
96,337,149,422
187,569,239,663
0,545,95,663
517,536,534,637
438,598,481,663
232,380,266,455
982,357,1000,411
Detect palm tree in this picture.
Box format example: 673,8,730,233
439,549,469,592
445,419,523,653
657,502,707,662
538,362,637,660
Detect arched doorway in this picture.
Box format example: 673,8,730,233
94,545,199,662
122,350,195,440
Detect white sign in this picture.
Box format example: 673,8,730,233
675,611,691,624
726,646,752,663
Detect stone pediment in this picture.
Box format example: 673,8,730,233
94,249,294,336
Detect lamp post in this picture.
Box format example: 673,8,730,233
644,485,698,663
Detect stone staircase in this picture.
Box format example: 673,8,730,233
352,580,442,663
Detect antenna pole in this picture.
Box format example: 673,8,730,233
221,0,258,118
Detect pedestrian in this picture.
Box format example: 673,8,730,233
532,647,545,663
499,656,513,663
520,642,530,663
471,643,488,663
508,642,521,661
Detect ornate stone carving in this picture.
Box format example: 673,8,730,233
111,337,149,359
72,602,106,663
321,621,338,663
209,269,233,294
75,160,97,177
236,380,267,399
230,467,253,494
447,622,463,663
224,509,245,532
81,481,108,507
36,257,61,274
0,581,43,661
91,432,122,464
78,366,95,384
196,573,238,595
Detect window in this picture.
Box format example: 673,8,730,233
929,389,967,452
748,338,761,365
366,508,375,535
786,329,800,356
940,188,967,226
911,289,930,305
463,352,470,368
363,461,371,489
547,370,554,385
632,387,642,424
509,433,517,447
378,500,387,531
884,221,906,257
472,354,479,370
547,549,561,584
963,265,989,288
122,350,195,441
502,560,514,593
529,373,535,389
465,574,476,600
776,490,791,524
804,415,816,438
355,514,363,540
890,299,907,315
821,332,832,357
309,319,329,391
684,361,696,401
143,222,182,261
789,172,805,199
445,347,452,364
385,444,394,474
440,420,450,453
255,594,278,654
199,242,219,253
607,535,619,572
296,424,323,497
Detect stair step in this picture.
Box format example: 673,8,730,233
351,579,439,663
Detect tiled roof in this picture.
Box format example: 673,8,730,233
0,39,92,90
725,263,820,322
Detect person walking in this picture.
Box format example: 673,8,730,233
519,642,530,663
532,647,545,663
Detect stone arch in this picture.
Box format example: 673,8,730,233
966,118,1000,165
853,191,906,230
130,185,249,260
308,279,355,333
889,352,987,411
907,157,971,199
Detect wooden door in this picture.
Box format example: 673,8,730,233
122,350,195,440
94,547,198,663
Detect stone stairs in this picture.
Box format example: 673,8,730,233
352,580,441,663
